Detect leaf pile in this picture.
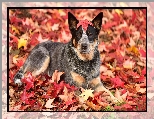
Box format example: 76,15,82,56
9,9,146,111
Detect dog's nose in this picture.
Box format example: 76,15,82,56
81,43,88,50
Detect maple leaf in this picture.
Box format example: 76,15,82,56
12,55,19,64
20,89,34,104
51,70,64,83
122,104,132,110
51,23,59,31
135,84,146,94
141,68,146,75
103,69,115,78
21,72,34,90
18,38,27,49
115,9,123,15
45,98,56,108
86,100,102,111
135,75,145,83
110,76,125,88
79,89,94,101
59,10,67,17
127,46,139,55
103,21,118,29
37,33,49,43
12,55,24,67
58,86,76,106
11,25,20,35
123,59,135,69
115,88,128,102
139,49,146,57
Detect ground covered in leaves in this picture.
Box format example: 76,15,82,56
9,9,146,111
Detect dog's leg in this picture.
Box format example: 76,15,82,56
89,77,119,103
13,46,50,85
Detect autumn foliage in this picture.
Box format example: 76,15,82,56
9,9,146,111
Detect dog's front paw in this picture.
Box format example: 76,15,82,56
14,79,22,85
110,96,123,104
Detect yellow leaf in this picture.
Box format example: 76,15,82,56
107,29,111,34
120,2,128,7
127,46,139,55
13,55,19,64
79,89,94,101
18,38,27,49
12,25,20,35
58,9,66,16
115,9,123,15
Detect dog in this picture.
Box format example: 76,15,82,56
13,12,118,103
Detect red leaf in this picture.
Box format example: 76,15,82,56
103,21,118,29
113,13,120,22
77,19,93,31
16,59,24,68
142,68,146,75
135,75,145,83
20,89,34,104
10,35,19,43
132,11,136,22
110,76,125,88
21,72,34,90
29,33,39,46
122,104,132,109
139,49,146,57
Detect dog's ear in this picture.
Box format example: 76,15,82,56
92,12,103,33
68,12,79,33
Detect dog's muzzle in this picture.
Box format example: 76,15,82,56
80,43,89,53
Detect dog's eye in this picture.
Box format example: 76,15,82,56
76,32,82,37
89,33,92,36
87,31,93,36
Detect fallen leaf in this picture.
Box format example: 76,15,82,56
18,38,27,49
114,88,124,102
110,77,125,88
52,70,64,83
86,101,101,111
45,98,56,108
79,89,94,101
138,88,146,94
115,9,123,15
51,23,59,31
123,59,135,69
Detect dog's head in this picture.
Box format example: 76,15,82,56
68,12,103,61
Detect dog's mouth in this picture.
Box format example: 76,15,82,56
80,49,90,54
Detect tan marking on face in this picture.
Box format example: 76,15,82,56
74,39,98,61
32,56,50,76
73,39,77,48
71,71,85,87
